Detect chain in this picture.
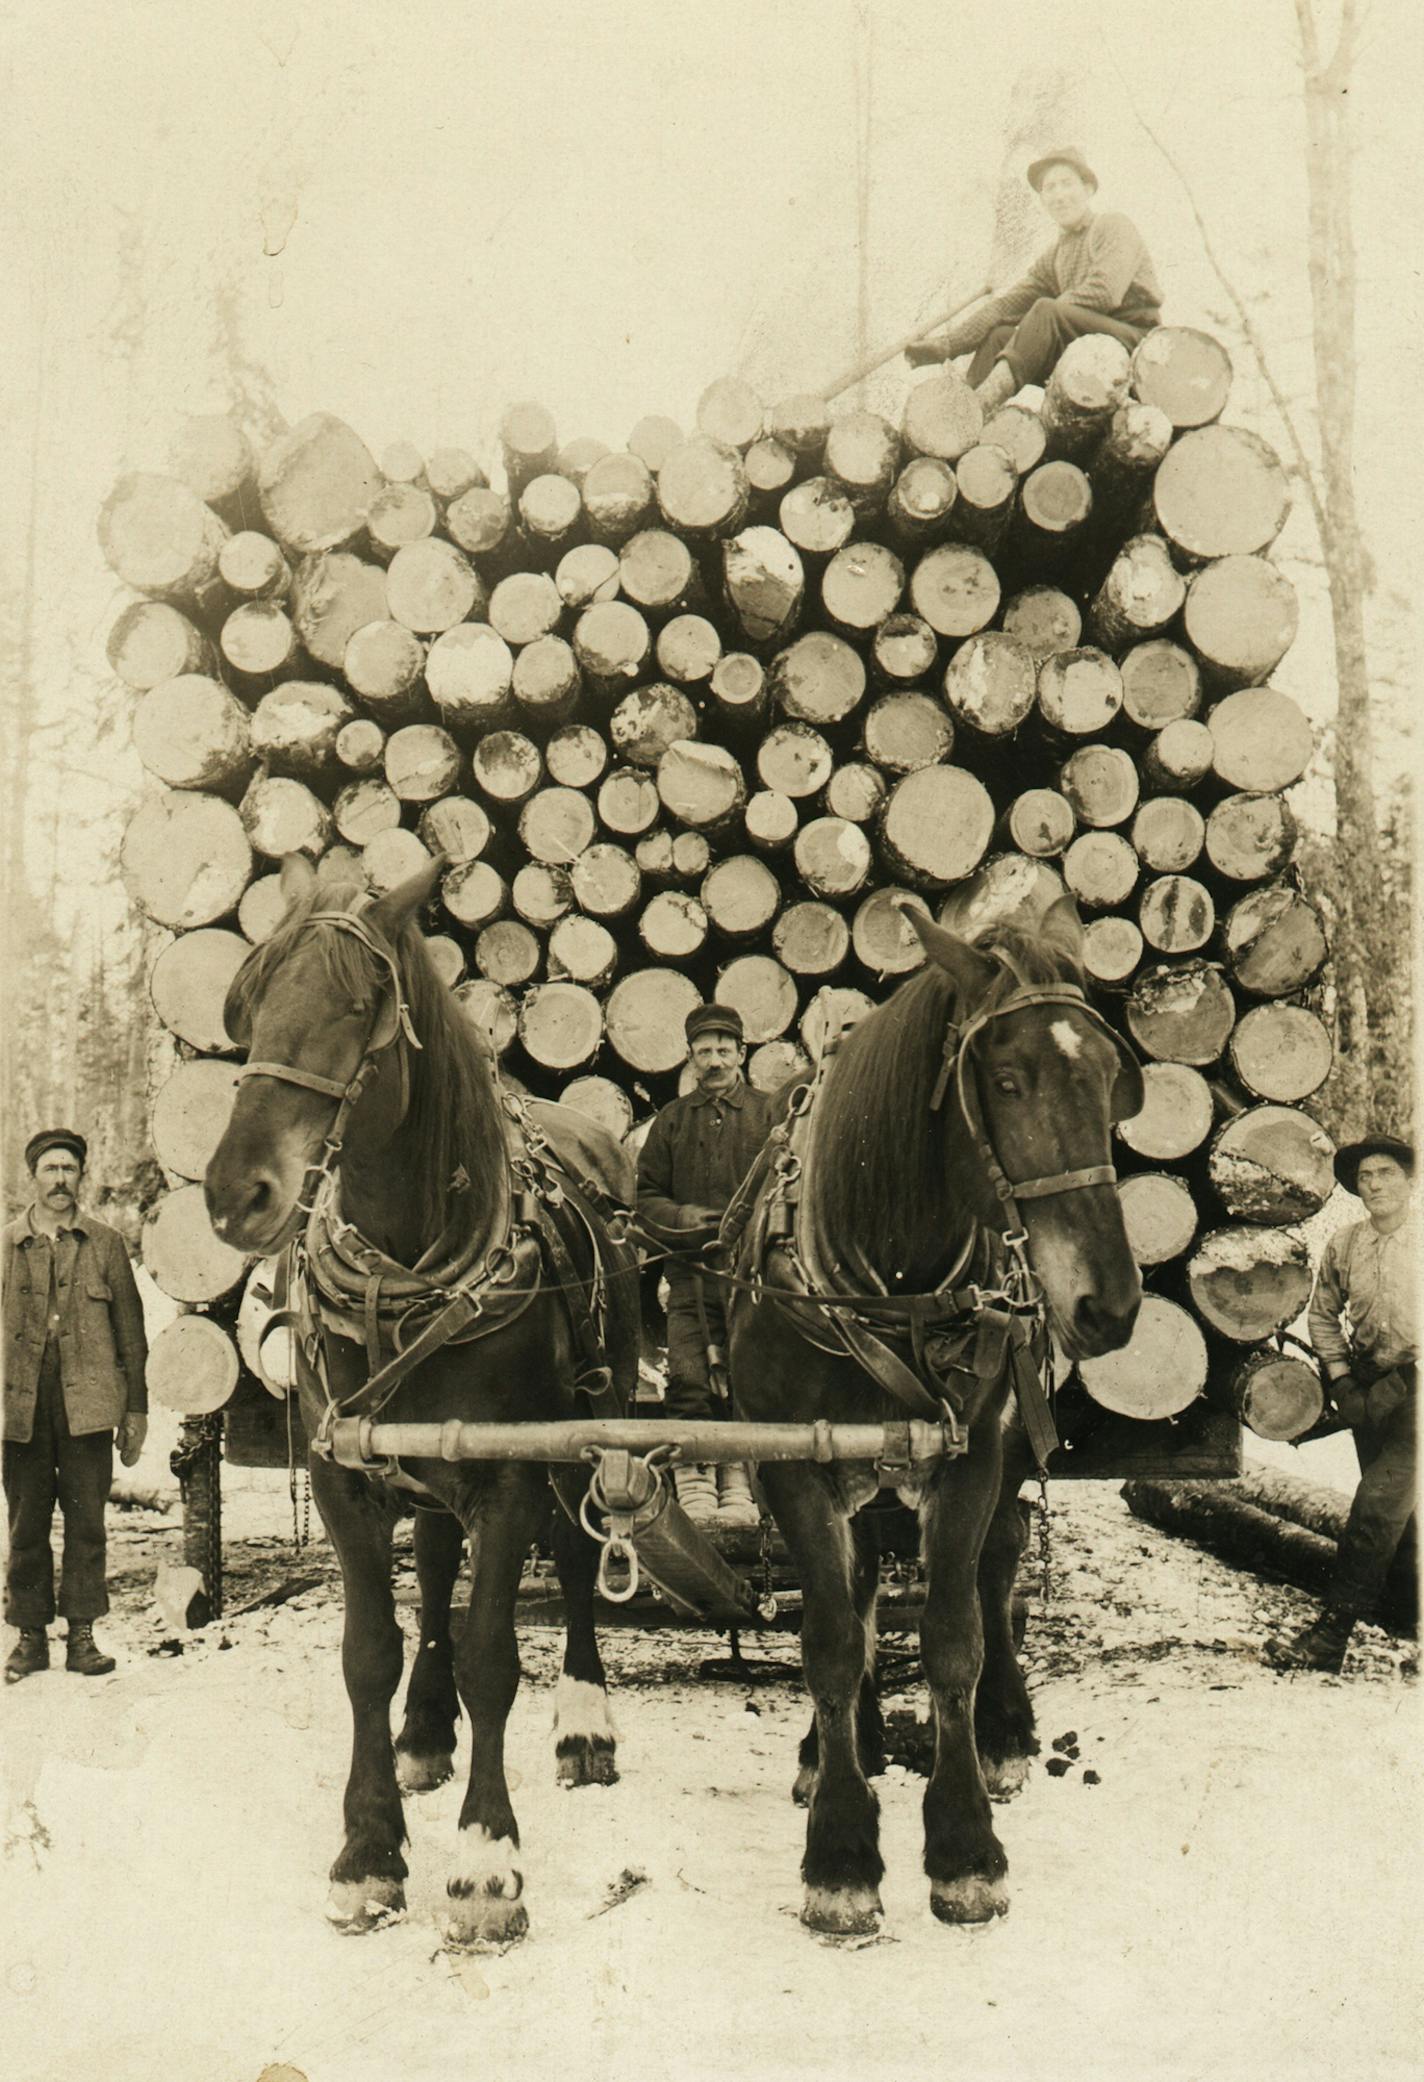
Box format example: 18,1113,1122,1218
1034,1470,1052,1605
286,1390,310,1550
757,1515,778,1623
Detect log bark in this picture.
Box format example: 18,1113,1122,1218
1209,1105,1336,1225
543,727,608,792
108,601,215,688
332,776,402,848
1131,795,1206,874
1085,402,1173,521
1229,1351,1324,1442
609,683,698,767
417,795,492,865
1141,718,1215,793
722,528,805,645
696,376,764,451
945,443,1017,552
1130,326,1233,429
98,472,229,600
555,542,621,610
1120,1481,1341,1602
558,1075,635,1141
1081,914,1144,987
570,842,642,920
885,458,958,545
1227,1003,1333,1104
700,853,782,939
1119,639,1202,732
1012,460,1093,562
657,614,722,685
1087,534,1187,652
907,543,1000,639
715,954,799,1043
251,681,355,778
122,794,253,927
620,529,698,617
142,1184,250,1305
779,476,856,558
477,920,545,989
1005,787,1076,858
132,675,253,793
342,619,425,718
573,600,652,694
366,482,438,563
1205,792,1298,882
879,768,995,887
656,438,749,537
512,633,581,723
145,1316,240,1416
769,632,867,726
335,718,387,774
979,404,1046,476
1207,688,1313,794
1223,883,1328,997
1116,1060,1216,1160
1152,425,1292,561
638,890,709,962
519,982,605,1071
863,692,954,774
1036,646,1123,737
500,402,559,491
1077,1294,1208,1419
1061,830,1138,910
386,539,482,635
472,729,543,806
151,1058,242,1182
455,980,519,1058
793,817,873,901
822,542,906,638
708,652,769,728
1225,1467,1350,1545
384,723,463,804
1040,334,1132,461
441,858,510,931
825,762,887,825
1000,585,1081,658
598,766,662,839
772,900,850,978
604,969,704,1073
512,861,574,929
518,473,584,552
149,928,249,1051
257,414,382,554
627,416,684,472
1186,1225,1314,1342
871,612,939,685
488,570,562,648
851,888,928,977
825,410,901,513
1125,959,1237,1065
743,790,799,853
901,375,981,464
445,486,514,559
1184,557,1300,689
1058,744,1140,829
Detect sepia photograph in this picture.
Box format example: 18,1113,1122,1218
2,3,1418,2078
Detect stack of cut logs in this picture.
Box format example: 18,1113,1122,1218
104,326,1335,1447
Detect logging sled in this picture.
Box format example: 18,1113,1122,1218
103,326,1338,1940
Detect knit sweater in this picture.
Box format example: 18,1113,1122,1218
944,212,1162,355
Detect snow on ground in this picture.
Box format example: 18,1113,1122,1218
2,1482,1419,2082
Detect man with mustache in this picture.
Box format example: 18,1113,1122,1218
4,1130,149,1682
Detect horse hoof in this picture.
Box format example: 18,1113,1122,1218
444,1898,529,1950
325,1877,406,1934
983,1753,1032,1802
930,1873,1009,1924
396,1748,454,1794
446,1827,527,1947
556,1736,619,1788
801,1884,883,1936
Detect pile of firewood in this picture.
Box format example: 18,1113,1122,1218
103,326,1333,1441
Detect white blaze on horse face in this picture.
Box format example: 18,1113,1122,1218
1049,1019,1083,1062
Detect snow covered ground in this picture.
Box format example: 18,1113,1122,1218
2,1477,1418,2082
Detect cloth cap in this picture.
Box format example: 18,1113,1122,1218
26,1129,87,1172
685,1003,744,1046
1027,147,1099,193
1333,1134,1414,1197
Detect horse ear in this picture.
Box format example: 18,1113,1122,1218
366,853,446,941
894,898,997,998
279,853,317,912
1041,894,1085,958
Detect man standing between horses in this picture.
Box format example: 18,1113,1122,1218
1267,1134,1416,1673
3,1130,149,1682
906,148,1162,414
636,1006,777,1527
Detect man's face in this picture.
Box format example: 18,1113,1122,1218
690,1032,744,1092
33,1149,83,1215
1356,1155,1411,1224
1038,164,1095,231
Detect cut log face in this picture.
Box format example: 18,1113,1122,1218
1116,1060,1216,1160
380,440,427,487
1062,830,1138,910
715,954,799,1042
604,968,704,1073
366,482,438,562
98,471,229,599
472,730,544,806
1088,534,1187,652
425,935,467,988
744,789,799,852
709,651,768,726
620,528,697,616
1130,326,1233,429
1081,914,1144,987
168,413,254,505
237,876,290,945
1224,882,1328,997
384,724,463,804
800,986,875,1060
477,919,544,989
946,443,1017,550
1187,1225,1313,1342
489,570,562,647
1209,1105,1336,1225
609,683,699,768
122,793,253,927
582,453,656,545
825,762,887,825
822,542,906,638
1036,647,1123,736
657,614,723,685
512,633,581,722
872,611,939,684
570,843,643,919
1227,1003,1333,1103
779,476,856,558
1207,687,1312,794
697,376,764,452
1078,1295,1207,1419
519,473,583,549
519,982,604,1070
886,457,958,544
1131,795,1206,873
770,631,867,725
701,853,782,938
744,436,797,503
1138,874,1216,955
1015,461,1093,553
291,552,390,671
108,601,215,689
638,890,709,961
1125,960,1237,1066
143,1184,250,1305
1059,744,1140,829
769,394,831,458
825,411,901,512
500,402,559,490
1119,639,1202,731
385,539,482,634
749,1038,813,1091
656,438,749,537
1087,402,1173,518
426,447,486,503
1006,787,1076,858
863,692,954,774
251,681,355,779
657,740,747,834
851,887,928,977
333,776,402,847
793,812,873,900
943,631,1037,737
258,414,382,554
908,543,1000,639
598,765,661,838
559,1075,635,1141
442,858,509,931
342,619,425,716
937,853,1066,939
455,979,519,1057
627,417,684,473
132,675,253,792
544,728,608,792
335,718,387,774
145,1316,240,1416
1142,717,1215,793
364,827,435,894
149,928,249,1051
1153,424,1292,561
445,486,513,559
1184,556,1300,690
1000,586,1081,659
901,374,982,464
979,404,1046,476
1205,792,1297,881
1040,334,1132,460
556,542,621,610
880,767,995,887
417,794,492,865
512,861,574,929
1231,1352,1323,1442
772,899,850,978
151,1058,242,1181
573,600,652,692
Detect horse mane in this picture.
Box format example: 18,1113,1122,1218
808,920,1086,1281
230,872,508,1255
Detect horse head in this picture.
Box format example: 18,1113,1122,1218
205,852,443,1255
903,898,1143,1360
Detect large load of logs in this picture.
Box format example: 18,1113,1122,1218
104,327,1332,1459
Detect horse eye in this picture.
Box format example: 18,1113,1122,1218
993,1073,1018,1097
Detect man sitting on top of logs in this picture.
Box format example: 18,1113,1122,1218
1267,1134,1417,1674
907,147,1162,414
636,1005,777,1530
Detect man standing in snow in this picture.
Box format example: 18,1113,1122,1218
4,1129,149,1682
1267,1134,1416,1673
906,148,1163,414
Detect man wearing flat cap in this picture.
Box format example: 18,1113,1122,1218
636,1005,778,1526
3,1130,149,1682
1267,1133,1417,1673
907,148,1163,415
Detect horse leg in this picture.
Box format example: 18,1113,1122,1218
919,1437,1011,1924
310,1455,409,1933
549,1492,618,1788
793,1512,882,1804
975,1442,1038,1802
444,1465,546,1949
763,1464,884,1935
395,1509,464,1794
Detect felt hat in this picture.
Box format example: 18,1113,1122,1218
25,1128,87,1172
1332,1133,1414,1197
685,1003,744,1046
1027,147,1098,193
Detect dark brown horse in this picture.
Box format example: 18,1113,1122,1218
727,898,1142,1934
204,853,639,1945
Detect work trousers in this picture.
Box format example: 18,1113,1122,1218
1332,1387,1418,1619
3,1340,113,1627
663,1272,730,1423
968,298,1157,389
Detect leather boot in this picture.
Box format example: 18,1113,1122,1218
5,1629,49,1684
65,1623,116,1676
716,1463,761,1529
1264,1606,1356,1674
672,1463,719,1526
974,360,1018,414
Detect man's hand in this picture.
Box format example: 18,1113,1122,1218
118,1414,149,1468
1328,1375,1369,1428
904,339,948,368
679,1205,724,1246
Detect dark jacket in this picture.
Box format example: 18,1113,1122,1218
3,1210,148,1442
637,1080,778,1266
